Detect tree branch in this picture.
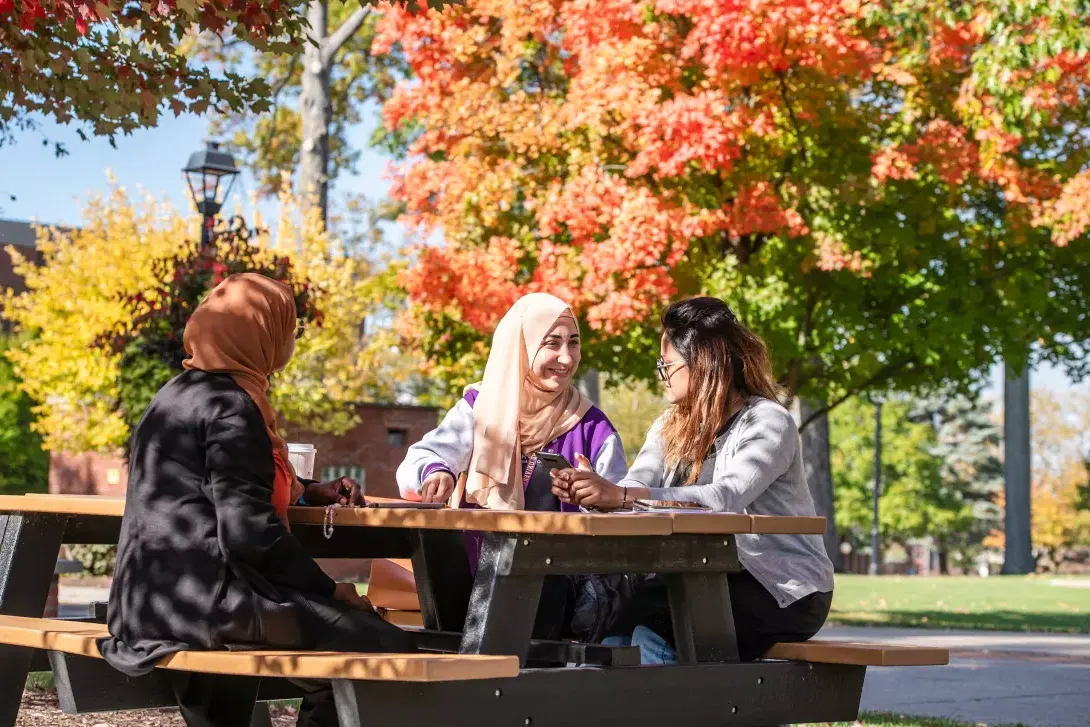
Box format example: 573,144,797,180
799,355,917,430
322,6,372,66
770,64,814,205
257,55,300,183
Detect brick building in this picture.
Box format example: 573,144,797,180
0,218,46,296
283,402,438,498
50,402,439,499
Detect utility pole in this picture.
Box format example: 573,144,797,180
1002,360,1034,574
870,399,882,576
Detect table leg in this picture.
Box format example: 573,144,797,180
668,572,739,664
0,513,67,727
249,703,273,727
458,534,543,666
410,529,473,632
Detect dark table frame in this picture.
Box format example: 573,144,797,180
0,508,865,727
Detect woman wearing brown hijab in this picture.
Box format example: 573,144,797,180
99,274,414,727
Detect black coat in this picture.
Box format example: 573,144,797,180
99,370,338,676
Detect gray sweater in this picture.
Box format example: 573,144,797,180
619,397,834,606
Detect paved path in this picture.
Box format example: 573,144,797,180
819,625,1090,726
821,624,1090,659
57,584,110,606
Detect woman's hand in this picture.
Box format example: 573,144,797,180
302,477,364,507
421,471,455,504
550,454,626,510
333,582,375,612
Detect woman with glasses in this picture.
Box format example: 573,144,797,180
100,274,414,727
551,296,834,664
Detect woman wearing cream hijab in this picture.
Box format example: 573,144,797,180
397,292,628,512
100,273,414,727
393,294,629,641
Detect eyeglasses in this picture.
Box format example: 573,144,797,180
294,318,306,340
655,357,686,382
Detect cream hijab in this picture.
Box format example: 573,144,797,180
464,293,592,510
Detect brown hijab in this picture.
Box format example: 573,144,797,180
182,273,301,521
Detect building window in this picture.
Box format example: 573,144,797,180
321,465,366,485
387,428,408,447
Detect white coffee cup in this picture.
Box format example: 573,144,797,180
287,443,317,480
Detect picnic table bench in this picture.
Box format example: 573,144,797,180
0,493,948,726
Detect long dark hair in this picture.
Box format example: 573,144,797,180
660,297,781,482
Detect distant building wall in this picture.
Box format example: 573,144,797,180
49,403,438,500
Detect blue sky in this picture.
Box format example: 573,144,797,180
0,111,1078,398
1,111,396,234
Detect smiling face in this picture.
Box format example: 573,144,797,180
531,315,581,391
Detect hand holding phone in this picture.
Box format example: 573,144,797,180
539,451,576,503
535,451,574,475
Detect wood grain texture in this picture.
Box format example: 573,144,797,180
765,639,949,666
1,495,825,536
0,615,516,681
748,515,827,535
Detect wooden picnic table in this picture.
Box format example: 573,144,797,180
0,494,874,727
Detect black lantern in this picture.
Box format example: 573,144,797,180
183,141,239,248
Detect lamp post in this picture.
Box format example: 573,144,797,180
183,141,240,249
869,398,882,576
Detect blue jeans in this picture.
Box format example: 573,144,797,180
602,625,678,665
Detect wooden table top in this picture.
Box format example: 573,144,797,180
0,494,825,536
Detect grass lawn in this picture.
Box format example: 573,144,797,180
819,712,1031,726
830,574,1090,633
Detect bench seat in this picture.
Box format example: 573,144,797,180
0,615,518,682
765,639,949,666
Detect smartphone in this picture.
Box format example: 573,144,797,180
534,451,574,475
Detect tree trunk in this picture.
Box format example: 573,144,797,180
1001,359,1035,574
937,547,949,575
578,368,600,406
299,0,332,226
799,398,843,571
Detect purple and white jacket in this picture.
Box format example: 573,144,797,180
396,388,628,503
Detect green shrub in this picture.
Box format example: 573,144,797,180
0,335,48,495
67,544,117,577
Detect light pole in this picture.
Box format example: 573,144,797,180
183,141,240,249
869,398,882,576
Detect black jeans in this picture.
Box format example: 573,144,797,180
608,569,832,662
171,593,416,727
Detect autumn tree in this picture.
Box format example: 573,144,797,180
197,0,459,226
1025,388,1090,570
985,387,1090,571
374,0,1090,563
200,2,401,224
1030,460,1090,571
2,185,408,454
0,0,309,152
